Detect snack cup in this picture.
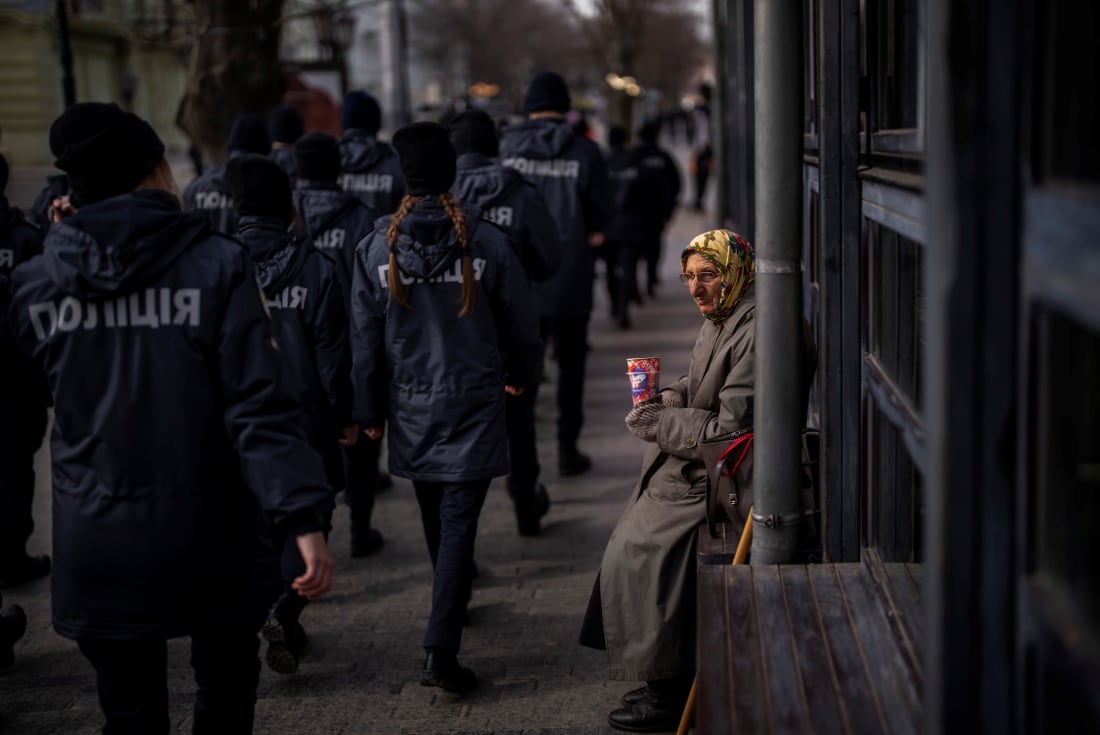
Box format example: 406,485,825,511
626,357,661,405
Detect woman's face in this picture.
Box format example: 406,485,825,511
683,253,724,316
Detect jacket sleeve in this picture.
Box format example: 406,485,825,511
217,254,331,533
491,244,543,388
349,234,388,427
518,184,562,283
655,319,755,462
310,262,355,430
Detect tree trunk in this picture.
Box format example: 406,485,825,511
176,0,285,164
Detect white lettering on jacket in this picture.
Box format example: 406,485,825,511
194,191,232,210
313,228,346,250
340,172,394,194
264,286,308,310
0,249,12,269
375,258,487,289
483,206,514,228
28,288,201,340
502,157,580,179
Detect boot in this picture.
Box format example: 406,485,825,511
514,484,551,536
558,445,592,477
0,554,51,588
0,603,28,670
350,524,384,558
261,593,309,674
421,647,477,694
607,689,687,733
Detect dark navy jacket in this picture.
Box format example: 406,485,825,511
182,161,237,235
499,118,610,318
270,147,298,185
293,182,377,301
7,190,332,640
29,174,69,231
604,146,647,246
236,215,353,492
453,152,561,284
350,198,542,481
338,130,405,215
633,141,681,228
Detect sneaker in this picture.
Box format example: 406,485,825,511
559,447,592,477
0,554,51,588
421,649,477,694
0,603,27,670
261,613,307,675
350,527,384,558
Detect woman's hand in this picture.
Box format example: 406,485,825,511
364,425,384,441
339,424,360,447
625,402,666,442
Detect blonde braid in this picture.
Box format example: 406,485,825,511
440,192,475,317
386,195,419,310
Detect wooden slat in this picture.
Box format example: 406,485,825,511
723,566,767,735
753,566,811,734
836,565,922,735
697,565,735,734
806,565,889,735
779,566,848,732
882,562,926,683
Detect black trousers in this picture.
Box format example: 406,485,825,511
414,479,490,653
0,404,47,567
76,612,265,735
506,375,542,504
343,436,380,528
541,314,590,450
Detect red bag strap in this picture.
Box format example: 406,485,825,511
718,433,754,478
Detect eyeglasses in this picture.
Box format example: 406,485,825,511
679,270,721,285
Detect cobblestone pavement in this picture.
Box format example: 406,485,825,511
0,157,721,735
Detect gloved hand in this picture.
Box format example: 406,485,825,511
625,402,666,442
659,389,685,408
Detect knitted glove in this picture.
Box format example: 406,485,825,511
625,402,666,442
659,389,685,408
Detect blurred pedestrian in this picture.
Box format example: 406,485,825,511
339,91,405,215
602,124,644,329
634,120,681,296
7,103,334,734
448,109,560,536
499,71,610,477
293,131,387,558
183,114,270,234
0,154,50,589
690,142,713,212
225,154,355,675
350,122,541,693
268,104,305,184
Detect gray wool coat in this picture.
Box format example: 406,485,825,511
598,287,755,681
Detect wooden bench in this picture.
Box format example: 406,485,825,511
695,554,924,734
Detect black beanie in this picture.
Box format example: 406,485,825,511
295,131,341,183
608,124,629,149
224,153,293,222
638,120,660,143
391,122,456,197
0,155,8,194
448,109,498,157
267,105,304,144
342,91,382,135
523,71,570,114
227,114,271,155
49,102,165,206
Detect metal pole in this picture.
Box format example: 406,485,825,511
749,0,804,564
390,0,411,128
711,0,729,226
57,0,76,108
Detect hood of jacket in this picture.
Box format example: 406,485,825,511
40,190,208,300
388,198,477,281
0,196,26,231
293,185,367,236
235,215,310,296
453,154,525,208
500,118,576,159
340,131,397,172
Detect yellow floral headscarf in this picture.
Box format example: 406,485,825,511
681,229,755,322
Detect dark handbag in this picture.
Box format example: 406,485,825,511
702,428,821,542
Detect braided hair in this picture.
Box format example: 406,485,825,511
385,192,475,317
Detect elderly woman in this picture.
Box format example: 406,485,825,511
580,229,757,733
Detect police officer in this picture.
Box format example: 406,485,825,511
225,154,356,675
293,131,386,557
7,103,334,734
499,71,610,476
634,120,681,297
350,122,541,693
0,154,50,588
268,105,304,183
339,90,405,215
182,113,270,235
448,109,560,535
603,124,646,329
